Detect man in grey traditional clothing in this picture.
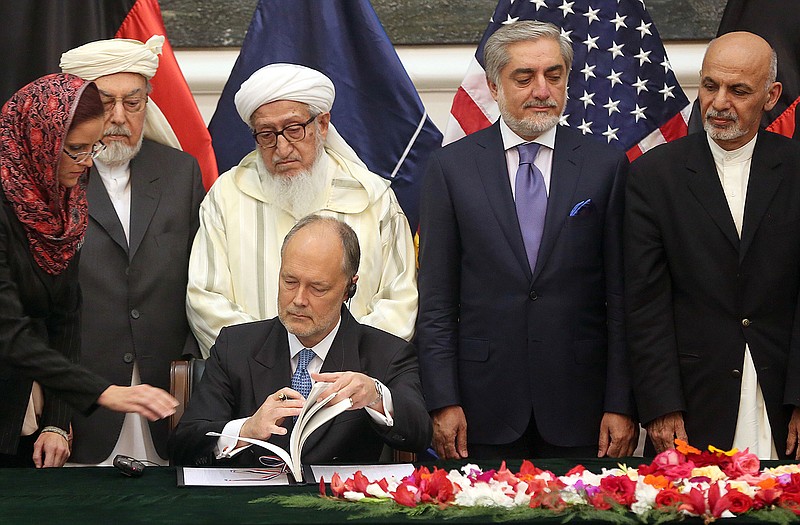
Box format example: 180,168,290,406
186,63,418,356
60,35,204,465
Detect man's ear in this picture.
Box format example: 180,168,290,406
487,78,500,102
317,112,331,140
764,81,782,112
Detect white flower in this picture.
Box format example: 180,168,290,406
343,491,366,501
630,480,659,515
454,482,515,508
365,483,392,499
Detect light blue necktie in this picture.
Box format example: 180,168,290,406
291,348,315,399
515,143,547,272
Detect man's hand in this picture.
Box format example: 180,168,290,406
646,411,688,453
32,431,70,468
240,387,304,445
432,405,468,459
97,385,179,421
312,372,385,414
598,412,638,457
786,406,800,459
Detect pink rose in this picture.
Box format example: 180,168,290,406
730,452,760,477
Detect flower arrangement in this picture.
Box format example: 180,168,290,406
290,441,800,523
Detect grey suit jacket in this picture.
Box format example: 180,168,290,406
70,140,204,463
168,307,432,467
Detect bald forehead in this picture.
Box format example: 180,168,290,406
704,32,772,71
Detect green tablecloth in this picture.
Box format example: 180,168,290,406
0,459,789,524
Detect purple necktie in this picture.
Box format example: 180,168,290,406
514,143,547,272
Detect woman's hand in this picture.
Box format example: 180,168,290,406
33,430,70,468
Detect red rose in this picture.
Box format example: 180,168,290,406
718,489,753,515
654,487,684,508
599,475,637,506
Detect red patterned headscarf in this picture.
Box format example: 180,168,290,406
0,73,90,275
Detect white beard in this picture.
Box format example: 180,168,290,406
97,124,144,167
259,141,328,219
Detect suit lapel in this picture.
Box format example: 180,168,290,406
740,133,783,262
249,323,292,409
684,136,740,250
475,123,532,278
533,128,582,280
87,167,128,253
128,142,161,261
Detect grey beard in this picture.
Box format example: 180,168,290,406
97,126,144,167
703,108,747,142
260,142,328,219
498,95,561,138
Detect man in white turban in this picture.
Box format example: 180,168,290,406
60,36,205,467
186,63,418,357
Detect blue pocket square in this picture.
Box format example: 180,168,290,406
569,199,593,217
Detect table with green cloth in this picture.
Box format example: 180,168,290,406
0,458,791,524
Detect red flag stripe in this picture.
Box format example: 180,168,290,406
659,110,690,143
766,95,800,138
115,0,218,190
451,87,493,137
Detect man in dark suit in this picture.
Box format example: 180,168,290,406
60,38,205,465
417,21,636,460
626,31,800,459
169,216,431,466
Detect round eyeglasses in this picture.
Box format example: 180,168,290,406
100,96,147,114
63,141,106,163
252,115,317,149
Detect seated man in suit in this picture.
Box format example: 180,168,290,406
169,215,432,466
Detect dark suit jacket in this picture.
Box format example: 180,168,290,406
0,192,109,455
70,140,204,463
417,123,633,448
168,308,432,466
625,130,800,455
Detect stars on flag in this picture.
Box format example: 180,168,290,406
460,0,689,152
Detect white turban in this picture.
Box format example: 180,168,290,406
60,35,181,150
235,63,366,168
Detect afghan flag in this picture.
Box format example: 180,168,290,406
716,0,800,139
0,0,218,189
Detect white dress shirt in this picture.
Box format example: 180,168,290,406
708,134,778,459
499,118,557,199
215,317,394,459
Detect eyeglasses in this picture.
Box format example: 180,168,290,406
252,115,317,149
100,96,147,114
63,141,106,163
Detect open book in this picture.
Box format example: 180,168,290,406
207,382,352,483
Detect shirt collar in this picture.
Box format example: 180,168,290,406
499,118,557,152
706,132,758,166
287,316,342,362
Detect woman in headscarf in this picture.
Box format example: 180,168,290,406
0,74,177,467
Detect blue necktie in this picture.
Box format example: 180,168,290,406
291,348,315,399
515,143,547,272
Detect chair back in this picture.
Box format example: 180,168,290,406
168,358,206,431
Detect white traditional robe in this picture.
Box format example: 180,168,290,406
186,147,418,356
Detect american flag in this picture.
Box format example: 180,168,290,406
446,0,692,161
